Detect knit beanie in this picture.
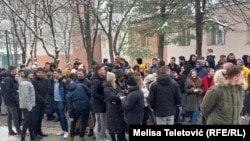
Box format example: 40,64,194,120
23,68,33,78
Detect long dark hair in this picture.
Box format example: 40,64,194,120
185,69,202,87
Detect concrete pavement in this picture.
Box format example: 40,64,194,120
0,113,249,141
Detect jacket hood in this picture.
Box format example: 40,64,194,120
67,82,77,92
157,74,171,85
214,69,246,89
196,60,204,67
207,53,216,58
214,69,227,86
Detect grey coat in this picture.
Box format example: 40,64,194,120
19,78,36,111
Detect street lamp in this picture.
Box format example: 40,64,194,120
0,20,11,68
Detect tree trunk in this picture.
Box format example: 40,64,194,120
108,37,114,62
108,4,114,63
87,49,93,72
195,0,206,58
158,2,166,60
158,34,164,60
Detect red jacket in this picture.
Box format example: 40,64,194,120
202,75,214,95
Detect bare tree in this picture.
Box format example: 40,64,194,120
72,0,99,70
2,0,74,66
92,0,137,62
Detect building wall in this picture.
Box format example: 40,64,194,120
167,4,250,64
34,34,101,70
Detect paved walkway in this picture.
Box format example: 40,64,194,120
0,113,249,141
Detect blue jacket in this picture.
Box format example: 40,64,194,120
66,82,91,118
51,76,67,103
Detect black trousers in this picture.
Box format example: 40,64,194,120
34,105,45,135
7,106,21,133
70,107,90,137
21,108,34,139
110,133,126,141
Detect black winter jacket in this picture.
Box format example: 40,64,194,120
1,72,19,106
32,76,49,105
91,73,106,113
148,74,182,117
122,86,144,125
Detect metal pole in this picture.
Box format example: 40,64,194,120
5,30,10,67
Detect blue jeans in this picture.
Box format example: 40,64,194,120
54,101,68,132
189,98,199,125
34,105,45,135
148,107,157,125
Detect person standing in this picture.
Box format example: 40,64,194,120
201,68,215,124
185,69,204,125
14,73,22,129
206,49,215,69
44,71,55,121
201,65,245,124
91,65,107,141
53,68,68,139
150,58,159,74
104,72,126,141
44,62,51,73
1,66,22,135
148,66,182,125
66,78,91,141
0,68,8,116
75,68,94,137
121,75,144,129
31,67,49,139
19,69,36,141
173,68,187,124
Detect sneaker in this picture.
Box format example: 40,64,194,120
63,132,68,139
56,131,64,136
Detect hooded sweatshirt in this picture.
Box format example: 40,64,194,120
148,74,182,117
66,83,91,118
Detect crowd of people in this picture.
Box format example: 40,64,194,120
0,49,249,141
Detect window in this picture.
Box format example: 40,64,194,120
2,55,7,66
207,30,225,45
179,28,191,46
141,35,149,47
